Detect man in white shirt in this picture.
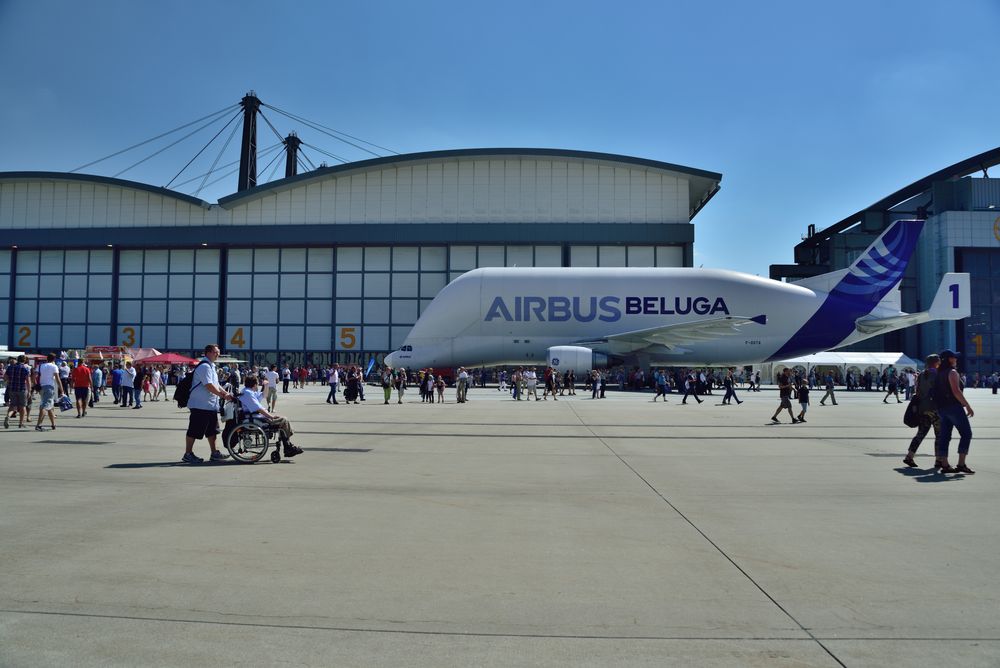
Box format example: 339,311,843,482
326,365,340,405
182,344,234,464
151,367,162,401
456,367,470,403
524,368,539,401
263,364,280,411
120,361,136,407
239,375,302,457
35,353,64,432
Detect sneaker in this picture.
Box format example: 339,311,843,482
209,450,229,461
35,425,43,431
284,445,304,457
770,417,780,424
182,452,204,464
902,456,918,468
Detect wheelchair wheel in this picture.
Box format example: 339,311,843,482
226,423,269,463
270,450,281,463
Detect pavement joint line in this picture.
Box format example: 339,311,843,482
4,609,1000,644
0,608,854,641
565,401,848,668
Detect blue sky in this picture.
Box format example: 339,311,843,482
1,0,997,275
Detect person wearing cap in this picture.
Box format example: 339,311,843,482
902,354,941,468
933,349,975,474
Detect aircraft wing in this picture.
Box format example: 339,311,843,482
576,314,767,349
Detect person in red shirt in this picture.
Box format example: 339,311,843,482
72,361,94,418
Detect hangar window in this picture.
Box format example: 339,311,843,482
570,246,597,267
365,247,390,271
365,327,389,351
656,246,684,267
40,250,64,273
627,246,655,267
254,249,279,273
506,246,533,267
228,249,253,272
64,251,89,273
170,250,195,273
478,245,504,267
599,246,626,267
195,249,219,273
119,250,144,273
421,247,447,271
337,247,363,271
393,247,419,271
307,248,333,272
535,246,562,267
450,246,476,270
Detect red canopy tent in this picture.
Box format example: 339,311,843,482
133,352,199,366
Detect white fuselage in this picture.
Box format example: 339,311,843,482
385,267,874,369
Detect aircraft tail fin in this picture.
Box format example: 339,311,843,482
793,220,924,304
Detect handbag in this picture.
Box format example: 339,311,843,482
57,395,73,412
902,398,920,428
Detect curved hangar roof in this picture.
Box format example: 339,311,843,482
0,148,721,229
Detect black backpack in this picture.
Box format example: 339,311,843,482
174,360,210,408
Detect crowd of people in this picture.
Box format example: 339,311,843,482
3,347,988,472
1,354,176,430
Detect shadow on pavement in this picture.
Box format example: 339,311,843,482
894,466,967,483
105,460,245,469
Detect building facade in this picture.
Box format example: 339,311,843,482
1,148,721,366
770,146,1000,377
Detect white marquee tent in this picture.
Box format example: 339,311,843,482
754,352,921,384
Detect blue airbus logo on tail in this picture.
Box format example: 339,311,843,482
831,220,922,301
768,220,925,361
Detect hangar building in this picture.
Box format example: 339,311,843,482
770,145,1000,377
0,148,721,366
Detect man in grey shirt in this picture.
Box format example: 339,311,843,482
183,344,234,464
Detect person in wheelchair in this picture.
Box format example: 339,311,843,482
239,375,303,457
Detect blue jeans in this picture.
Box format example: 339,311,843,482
133,386,142,407
935,404,972,458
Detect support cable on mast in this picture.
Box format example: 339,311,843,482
194,112,247,195
112,110,242,179
164,111,242,189
301,141,349,164
261,103,396,157
70,104,239,173
170,143,283,190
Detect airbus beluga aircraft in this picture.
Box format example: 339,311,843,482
384,220,970,374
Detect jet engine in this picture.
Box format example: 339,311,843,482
546,346,608,375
